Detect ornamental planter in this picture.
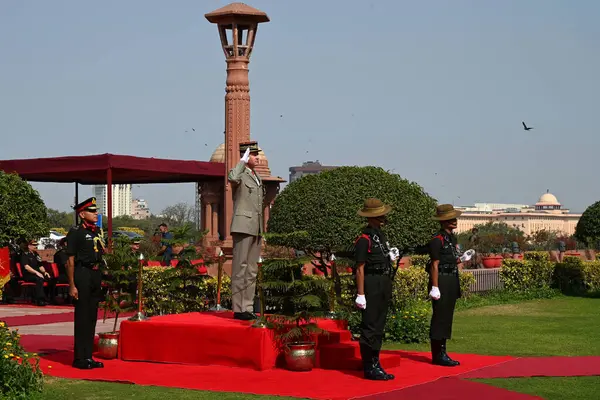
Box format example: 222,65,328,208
284,341,316,372
97,332,119,359
481,255,503,268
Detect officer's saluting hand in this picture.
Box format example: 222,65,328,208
66,197,106,370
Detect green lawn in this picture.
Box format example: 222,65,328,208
36,296,600,399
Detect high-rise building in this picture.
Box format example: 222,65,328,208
131,198,151,220
92,184,133,218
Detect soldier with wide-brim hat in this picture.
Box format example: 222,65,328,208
427,204,463,367
354,198,397,381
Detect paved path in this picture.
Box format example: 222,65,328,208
1,305,128,335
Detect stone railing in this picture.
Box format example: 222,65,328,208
462,268,503,293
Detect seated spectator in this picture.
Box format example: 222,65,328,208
20,239,49,306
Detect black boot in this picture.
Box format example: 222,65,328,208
431,339,459,367
360,343,391,381
372,350,395,380
440,339,460,366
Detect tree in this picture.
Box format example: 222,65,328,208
457,221,527,254
0,172,49,246
574,200,600,247
160,203,195,226
268,166,438,255
47,208,74,231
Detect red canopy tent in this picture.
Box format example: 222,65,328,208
0,153,225,240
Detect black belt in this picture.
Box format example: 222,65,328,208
438,264,458,275
77,263,101,270
365,264,392,276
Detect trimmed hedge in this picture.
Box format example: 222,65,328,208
500,258,554,291
553,256,600,296
500,255,600,296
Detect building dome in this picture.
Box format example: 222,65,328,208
210,143,225,163
209,143,279,181
209,143,270,164
537,192,560,205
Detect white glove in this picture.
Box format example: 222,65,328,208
240,147,250,163
429,286,441,300
389,247,400,261
460,249,475,263
355,294,366,309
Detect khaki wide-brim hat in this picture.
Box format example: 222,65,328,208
432,204,462,221
357,198,392,218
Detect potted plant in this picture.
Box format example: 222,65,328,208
98,236,138,359
260,252,330,372
474,234,504,268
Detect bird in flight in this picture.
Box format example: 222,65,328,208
522,121,533,131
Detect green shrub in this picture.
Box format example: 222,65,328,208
117,226,145,236
50,227,67,236
410,255,430,269
574,200,600,246
385,301,431,343
459,271,476,296
0,171,49,247
0,322,44,399
500,258,554,291
267,166,438,257
142,267,231,316
553,257,600,295
523,251,550,262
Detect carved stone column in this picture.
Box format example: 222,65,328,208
201,181,223,245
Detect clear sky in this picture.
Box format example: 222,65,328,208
1,0,598,214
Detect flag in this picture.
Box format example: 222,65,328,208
0,247,10,290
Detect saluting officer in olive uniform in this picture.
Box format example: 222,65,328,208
428,204,463,367
66,197,106,370
228,141,264,321
354,198,399,381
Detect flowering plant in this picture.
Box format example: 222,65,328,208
0,321,44,399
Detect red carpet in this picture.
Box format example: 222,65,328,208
459,356,600,379
37,349,513,400
119,312,371,371
352,377,543,400
0,309,135,326
19,335,74,354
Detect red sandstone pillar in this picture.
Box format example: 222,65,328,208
206,3,270,245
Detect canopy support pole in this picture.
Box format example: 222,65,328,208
107,168,113,246
74,182,79,226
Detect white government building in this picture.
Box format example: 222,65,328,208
455,192,581,236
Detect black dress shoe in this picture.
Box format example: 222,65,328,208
87,359,104,368
373,352,395,380
72,359,93,369
233,312,257,321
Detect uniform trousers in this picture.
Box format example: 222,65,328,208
23,274,46,300
429,271,460,340
359,273,393,353
73,267,103,361
231,233,262,313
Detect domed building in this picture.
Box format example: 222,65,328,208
455,191,581,236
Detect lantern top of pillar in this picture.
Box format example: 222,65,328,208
205,2,270,24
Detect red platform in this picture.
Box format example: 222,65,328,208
119,311,403,371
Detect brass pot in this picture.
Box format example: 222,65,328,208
97,332,119,360
284,342,316,372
